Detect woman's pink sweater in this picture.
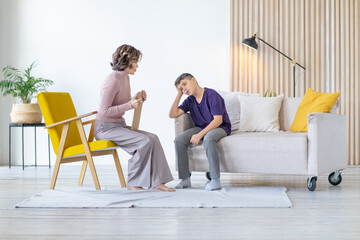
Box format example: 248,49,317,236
96,71,132,123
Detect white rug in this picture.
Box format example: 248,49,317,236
15,186,292,208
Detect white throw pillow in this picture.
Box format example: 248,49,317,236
238,95,284,132
218,90,260,131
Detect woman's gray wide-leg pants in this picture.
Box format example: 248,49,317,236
95,120,173,188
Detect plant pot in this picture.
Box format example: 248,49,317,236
10,103,42,124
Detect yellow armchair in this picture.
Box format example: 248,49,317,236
37,92,128,190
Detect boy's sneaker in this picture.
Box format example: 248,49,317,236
205,179,221,191
175,177,191,189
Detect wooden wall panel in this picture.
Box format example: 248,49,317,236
230,0,360,165
355,0,360,165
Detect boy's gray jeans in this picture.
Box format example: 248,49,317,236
174,127,227,180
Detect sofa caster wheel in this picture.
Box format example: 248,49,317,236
328,171,342,186
307,176,317,191
206,172,211,180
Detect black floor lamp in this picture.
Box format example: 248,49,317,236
242,33,305,97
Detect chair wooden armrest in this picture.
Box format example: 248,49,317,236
44,111,98,129
82,119,95,126
82,119,96,142
131,92,143,131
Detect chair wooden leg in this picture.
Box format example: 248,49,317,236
85,154,100,190
112,149,126,187
76,119,101,190
78,160,87,185
50,155,62,189
50,122,70,190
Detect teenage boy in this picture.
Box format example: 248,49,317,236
169,73,231,191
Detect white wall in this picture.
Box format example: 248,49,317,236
0,0,230,170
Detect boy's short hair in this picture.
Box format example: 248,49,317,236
175,73,194,86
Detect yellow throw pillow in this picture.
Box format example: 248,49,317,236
290,88,340,132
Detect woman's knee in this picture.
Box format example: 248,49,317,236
137,134,152,148
148,132,159,142
145,133,160,149
139,131,159,142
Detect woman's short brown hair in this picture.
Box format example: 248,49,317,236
111,44,142,71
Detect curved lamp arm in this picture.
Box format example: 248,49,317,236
242,32,306,97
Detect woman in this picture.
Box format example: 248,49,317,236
95,44,175,192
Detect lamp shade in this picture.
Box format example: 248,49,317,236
242,36,258,50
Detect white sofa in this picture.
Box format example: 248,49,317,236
174,97,347,191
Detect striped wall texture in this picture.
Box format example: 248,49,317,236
230,0,360,165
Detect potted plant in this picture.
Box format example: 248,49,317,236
0,61,53,123
263,89,278,97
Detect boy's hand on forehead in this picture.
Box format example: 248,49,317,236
176,85,183,94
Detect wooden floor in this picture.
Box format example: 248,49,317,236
0,164,360,240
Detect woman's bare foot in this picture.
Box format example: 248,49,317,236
154,184,175,192
127,186,144,190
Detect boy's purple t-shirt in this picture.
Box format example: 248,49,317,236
178,88,231,136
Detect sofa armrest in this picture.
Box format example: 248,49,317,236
174,113,195,136
307,112,347,175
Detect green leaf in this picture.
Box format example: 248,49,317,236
263,89,269,97
0,61,53,102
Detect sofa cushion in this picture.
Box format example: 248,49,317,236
186,131,308,174
217,90,260,132
238,95,283,132
278,97,338,131
279,97,302,131
330,99,339,113
290,88,340,132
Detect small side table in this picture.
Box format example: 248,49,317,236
9,123,51,170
